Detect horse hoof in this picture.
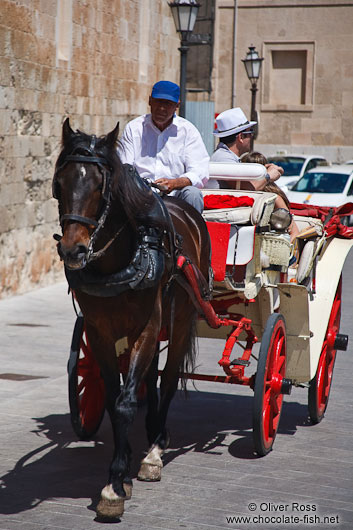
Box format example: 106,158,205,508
96,485,125,519
137,462,162,482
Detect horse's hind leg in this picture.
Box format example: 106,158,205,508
144,349,160,445
138,310,197,482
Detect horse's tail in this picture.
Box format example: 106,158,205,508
179,312,198,393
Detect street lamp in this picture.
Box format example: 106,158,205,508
242,45,264,150
169,0,200,117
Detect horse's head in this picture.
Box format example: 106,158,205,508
53,118,121,270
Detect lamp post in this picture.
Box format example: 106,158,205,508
169,0,200,118
242,45,264,150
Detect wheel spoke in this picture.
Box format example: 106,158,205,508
271,393,280,417
79,388,89,414
80,340,91,358
77,378,85,394
276,355,285,374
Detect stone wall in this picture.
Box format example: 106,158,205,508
0,0,180,298
213,0,353,162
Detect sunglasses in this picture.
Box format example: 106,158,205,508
241,129,255,136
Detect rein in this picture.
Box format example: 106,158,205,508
88,222,127,262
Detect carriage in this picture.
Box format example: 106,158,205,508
54,121,353,518
67,160,353,457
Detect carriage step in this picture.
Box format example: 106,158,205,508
334,333,348,351
230,358,250,367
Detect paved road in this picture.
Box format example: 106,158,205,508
1,254,353,530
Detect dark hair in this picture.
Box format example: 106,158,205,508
220,133,238,146
241,151,290,208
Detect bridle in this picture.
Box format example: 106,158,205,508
53,135,124,263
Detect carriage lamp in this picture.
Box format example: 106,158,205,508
242,45,264,150
269,208,292,232
169,0,200,118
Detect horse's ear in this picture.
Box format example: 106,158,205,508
105,122,120,147
62,118,76,145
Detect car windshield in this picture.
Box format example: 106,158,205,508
292,172,350,193
267,156,305,177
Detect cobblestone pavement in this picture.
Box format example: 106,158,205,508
1,255,353,529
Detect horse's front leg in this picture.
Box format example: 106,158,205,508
78,329,127,519
97,304,162,519
96,363,134,520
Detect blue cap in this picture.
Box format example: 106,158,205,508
151,81,180,103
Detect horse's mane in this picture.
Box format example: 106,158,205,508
57,128,155,226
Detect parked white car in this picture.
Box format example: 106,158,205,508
267,154,329,190
287,164,353,223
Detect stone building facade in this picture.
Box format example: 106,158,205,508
1,0,353,298
0,0,180,298
212,0,353,161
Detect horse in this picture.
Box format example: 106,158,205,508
52,118,211,519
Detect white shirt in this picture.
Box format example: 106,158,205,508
118,114,209,189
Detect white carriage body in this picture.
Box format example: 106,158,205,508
198,163,353,384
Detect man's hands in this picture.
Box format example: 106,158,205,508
265,163,284,182
155,177,192,193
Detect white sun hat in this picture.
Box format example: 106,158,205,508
213,107,257,137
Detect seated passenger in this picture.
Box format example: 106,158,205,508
210,107,283,190
118,80,209,213
242,152,299,242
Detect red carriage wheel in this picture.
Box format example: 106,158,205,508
253,314,288,456
68,315,106,440
308,278,342,424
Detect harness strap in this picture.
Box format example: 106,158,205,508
60,213,99,227
64,155,108,166
54,155,110,178
65,225,165,297
88,222,127,262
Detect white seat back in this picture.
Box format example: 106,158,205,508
202,189,277,227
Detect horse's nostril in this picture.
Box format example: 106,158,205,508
75,244,88,257
68,244,88,260
58,242,88,262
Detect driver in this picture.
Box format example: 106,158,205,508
118,80,209,213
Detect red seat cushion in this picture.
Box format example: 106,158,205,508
204,195,254,209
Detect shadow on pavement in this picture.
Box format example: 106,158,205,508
0,389,308,516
